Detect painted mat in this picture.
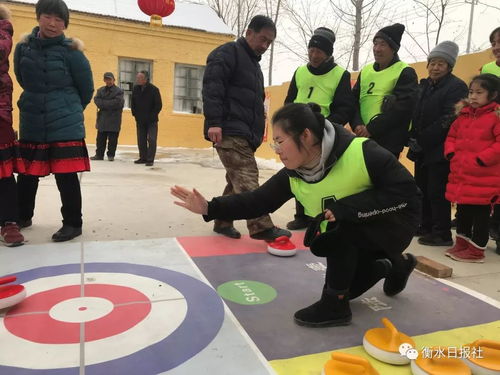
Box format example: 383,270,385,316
1,236,499,375
179,233,500,374
0,239,274,375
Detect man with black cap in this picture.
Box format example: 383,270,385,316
91,72,124,162
351,23,418,158
410,41,467,246
284,27,355,230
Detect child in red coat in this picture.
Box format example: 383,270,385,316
444,74,500,262
0,5,25,246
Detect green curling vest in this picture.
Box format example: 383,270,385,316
294,64,345,117
481,61,500,76
289,137,372,232
359,61,408,124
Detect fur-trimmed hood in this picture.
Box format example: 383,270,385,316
455,98,500,117
19,28,84,51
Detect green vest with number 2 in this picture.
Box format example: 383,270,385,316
289,137,372,233
294,64,345,117
359,61,408,124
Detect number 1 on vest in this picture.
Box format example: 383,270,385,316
308,87,314,99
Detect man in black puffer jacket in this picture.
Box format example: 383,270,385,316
202,15,291,242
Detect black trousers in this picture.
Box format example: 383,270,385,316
95,131,119,158
0,176,19,226
319,215,415,297
294,200,308,219
136,121,158,162
414,161,451,236
18,173,83,227
492,205,500,222
456,204,491,247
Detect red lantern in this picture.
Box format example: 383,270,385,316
138,0,175,24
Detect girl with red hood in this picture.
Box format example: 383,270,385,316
444,74,500,262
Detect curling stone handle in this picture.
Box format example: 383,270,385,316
470,339,500,350
274,236,290,244
381,317,405,348
331,352,370,368
0,276,16,285
381,317,398,335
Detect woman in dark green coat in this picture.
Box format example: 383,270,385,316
14,0,94,242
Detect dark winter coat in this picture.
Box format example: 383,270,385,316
351,56,418,155
202,37,265,151
205,123,421,242
14,27,94,143
131,82,162,125
94,85,124,132
412,73,468,165
0,19,13,144
445,101,500,205
284,58,355,125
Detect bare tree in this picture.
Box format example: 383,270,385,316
262,0,283,85
279,0,342,61
205,0,260,36
404,0,462,55
329,0,388,71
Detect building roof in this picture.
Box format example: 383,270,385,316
10,0,235,36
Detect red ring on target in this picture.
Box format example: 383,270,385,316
4,284,151,344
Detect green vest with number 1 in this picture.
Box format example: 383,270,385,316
294,64,345,117
359,61,408,124
481,61,500,76
289,137,372,233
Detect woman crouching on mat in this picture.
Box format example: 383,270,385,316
171,103,421,328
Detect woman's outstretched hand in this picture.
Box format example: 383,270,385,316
171,185,209,215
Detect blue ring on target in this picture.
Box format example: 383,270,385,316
1,263,225,375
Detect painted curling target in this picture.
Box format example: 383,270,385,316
0,263,225,375
5,284,152,344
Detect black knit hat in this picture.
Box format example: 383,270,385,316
373,23,405,52
308,27,336,56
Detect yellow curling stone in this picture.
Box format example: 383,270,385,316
363,317,415,365
322,352,379,375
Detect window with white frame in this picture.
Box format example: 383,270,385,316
174,64,204,114
118,59,152,108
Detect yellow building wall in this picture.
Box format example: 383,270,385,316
8,2,233,149
7,1,495,162
262,49,495,163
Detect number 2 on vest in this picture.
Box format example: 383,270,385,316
307,87,314,98
366,82,375,95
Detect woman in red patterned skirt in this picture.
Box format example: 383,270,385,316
0,4,25,247
14,0,94,242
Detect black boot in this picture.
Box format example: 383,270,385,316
350,258,392,300
293,289,352,327
213,226,241,239
383,253,417,297
286,216,310,230
495,240,500,255
489,220,500,241
418,232,453,246
52,225,82,242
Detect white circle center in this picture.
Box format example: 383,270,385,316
49,297,114,323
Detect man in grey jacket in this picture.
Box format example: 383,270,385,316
91,72,124,161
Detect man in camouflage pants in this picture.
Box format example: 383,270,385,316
202,15,290,241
